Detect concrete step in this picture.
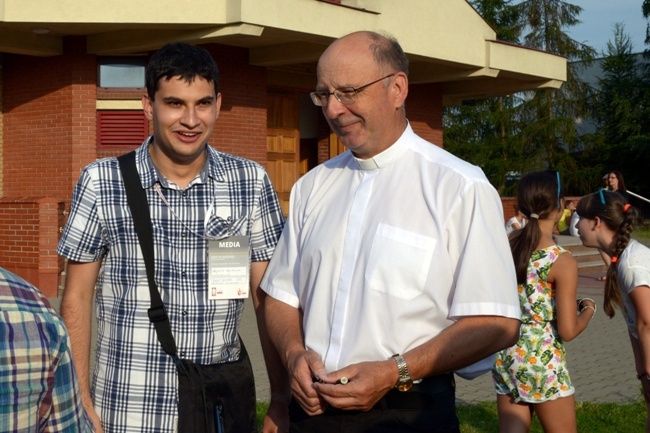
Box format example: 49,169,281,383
571,249,603,264
577,260,608,273
555,235,584,248
561,243,597,254
555,235,606,272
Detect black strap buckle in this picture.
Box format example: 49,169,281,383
148,305,168,323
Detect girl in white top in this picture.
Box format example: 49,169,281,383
505,209,527,236
576,190,650,432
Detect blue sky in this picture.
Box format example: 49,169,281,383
568,0,648,56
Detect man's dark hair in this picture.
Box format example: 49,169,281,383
145,42,219,100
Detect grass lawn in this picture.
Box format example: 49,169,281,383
456,400,646,432
635,227,650,241
256,399,647,432
633,217,650,241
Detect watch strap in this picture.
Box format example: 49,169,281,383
392,354,410,384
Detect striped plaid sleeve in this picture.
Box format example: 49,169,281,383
57,164,107,262
47,319,96,432
0,269,94,432
249,168,285,262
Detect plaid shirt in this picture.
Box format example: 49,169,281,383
57,138,284,433
0,267,94,433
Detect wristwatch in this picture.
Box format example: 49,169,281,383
392,354,413,392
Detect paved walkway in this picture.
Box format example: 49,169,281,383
51,235,645,405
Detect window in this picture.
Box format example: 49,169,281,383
98,57,146,88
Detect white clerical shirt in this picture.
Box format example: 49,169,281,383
261,124,520,373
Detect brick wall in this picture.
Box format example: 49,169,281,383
3,37,97,198
317,117,331,165
2,37,96,294
407,83,444,147
0,68,3,196
502,197,518,221
208,45,268,165
0,197,64,297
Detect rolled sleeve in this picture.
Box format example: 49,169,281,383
260,182,302,308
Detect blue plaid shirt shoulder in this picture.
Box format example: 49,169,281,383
56,138,284,433
0,267,95,433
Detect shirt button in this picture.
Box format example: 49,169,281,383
182,231,187,238
181,310,188,316
182,271,187,277
182,191,187,197
180,351,186,357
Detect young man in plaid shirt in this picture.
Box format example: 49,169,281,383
58,43,287,433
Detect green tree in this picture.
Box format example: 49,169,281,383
641,0,650,45
597,24,642,146
513,0,596,194
471,0,522,42
445,0,526,195
444,96,527,195
445,0,598,195
595,23,650,198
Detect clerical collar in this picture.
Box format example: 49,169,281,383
354,124,411,171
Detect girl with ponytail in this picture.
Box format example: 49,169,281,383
493,170,595,433
576,190,650,431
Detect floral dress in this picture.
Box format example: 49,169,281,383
492,245,575,403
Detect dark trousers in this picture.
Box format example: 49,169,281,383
289,374,460,433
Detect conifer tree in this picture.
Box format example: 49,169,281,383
444,0,525,194
641,0,650,45
513,0,596,193
595,23,650,198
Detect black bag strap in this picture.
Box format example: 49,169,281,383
117,151,178,357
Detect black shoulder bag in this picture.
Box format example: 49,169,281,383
118,151,257,433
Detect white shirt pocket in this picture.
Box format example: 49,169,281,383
365,224,436,300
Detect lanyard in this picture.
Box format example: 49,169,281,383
154,182,232,240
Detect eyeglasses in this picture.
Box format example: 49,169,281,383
310,74,395,107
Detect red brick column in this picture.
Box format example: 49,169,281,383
502,197,518,222
0,196,64,297
3,36,96,200
407,83,444,147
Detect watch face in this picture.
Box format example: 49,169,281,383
397,380,413,392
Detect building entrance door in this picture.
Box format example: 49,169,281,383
266,92,299,216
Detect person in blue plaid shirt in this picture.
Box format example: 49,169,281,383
57,43,287,433
0,266,94,432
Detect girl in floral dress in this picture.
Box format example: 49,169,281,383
492,170,596,433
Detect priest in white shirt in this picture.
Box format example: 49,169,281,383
261,30,521,433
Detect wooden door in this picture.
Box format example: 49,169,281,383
267,93,299,216
329,131,346,159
